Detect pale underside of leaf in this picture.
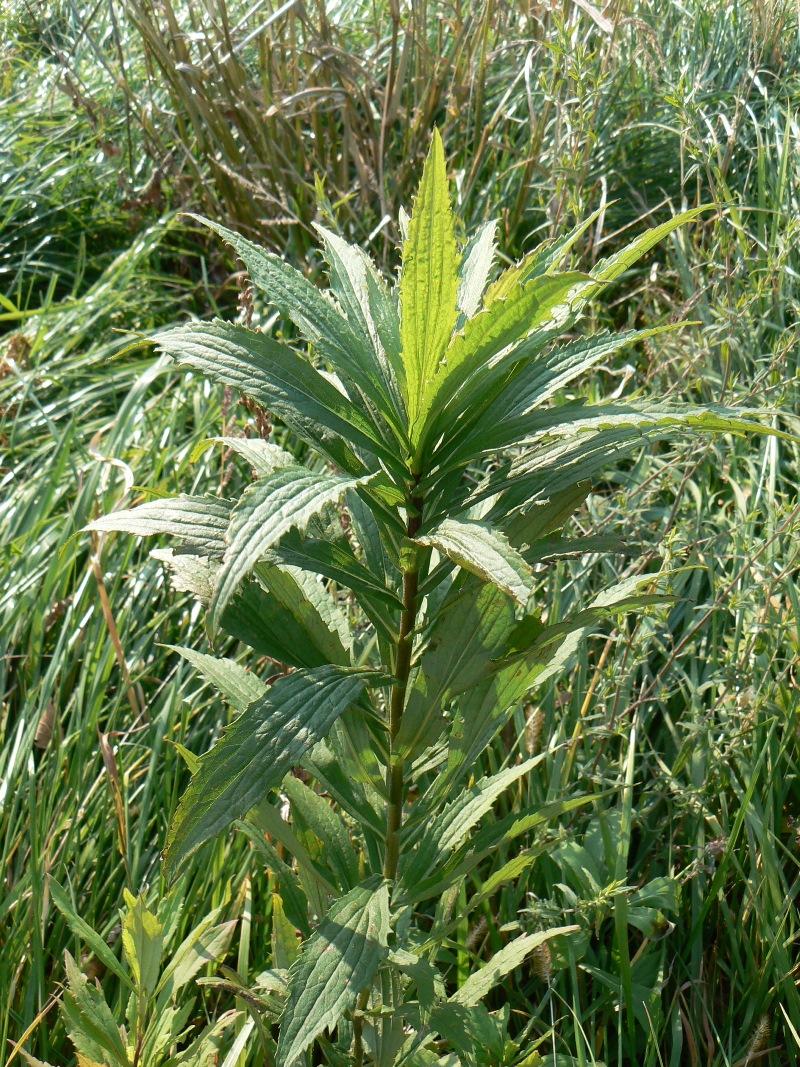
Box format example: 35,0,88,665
457,219,498,320
86,495,232,555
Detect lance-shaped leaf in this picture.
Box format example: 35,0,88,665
314,223,406,413
415,518,533,604
86,495,232,555
450,928,578,1007
188,215,401,431
154,320,398,474
431,324,686,474
210,466,363,630
399,756,546,888
277,881,391,1066
395,578,515,759
515,399,793,452
170,646,267,712
164,666,375,878
401,128,460,434
121,890,163,997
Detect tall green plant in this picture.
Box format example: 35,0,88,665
83,131,782,1065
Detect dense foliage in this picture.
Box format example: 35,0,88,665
2,2,799,1066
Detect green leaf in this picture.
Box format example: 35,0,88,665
188,214,401,434
236,818,312,935
395,578,515,758
417,271,589,455
276,881,391,1066
210,466,364,629
164,666,374,878
515,399,793,453
302,738,385,839
416,518,533,604
170,646,267,712
282,776,360,891
272,892,301,969
157,915,237,999
49,879,134,992
62,951,130,1067
206,567,347,669
274,532,402,610
450,928,578,1006
154,320,396,473
121,889,163,997
86,495,232,555
401,129,461,438
399,756,546,889
434,325,686,471
314,223,406,416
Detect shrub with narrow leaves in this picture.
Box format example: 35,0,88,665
86,131,782,1066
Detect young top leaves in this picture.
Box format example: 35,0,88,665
401,127,461,445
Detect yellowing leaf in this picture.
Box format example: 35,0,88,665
121,890,163,997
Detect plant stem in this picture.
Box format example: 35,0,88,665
383,493,423,881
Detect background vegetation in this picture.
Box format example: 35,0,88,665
1,0,798,1064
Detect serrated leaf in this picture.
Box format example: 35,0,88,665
395,578,515,758
314,223,406,413
210,466,363,629
202,437,297,477
276,881,391,1066
154,320,395,474
62,951,129,1067
188,215,401,432
170,646,267,712
49,880,134,992
516,399,792,454
121,890,163,997
399,756,545,888
401,129,460,435
273,532,402,610
164,666,374,878
417,271,589,454
435,325,686,471
416,518,533,603
86,496,232,555
222,562,352,668
450,927,578,1006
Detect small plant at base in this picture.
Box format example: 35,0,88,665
85,131,785,1065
